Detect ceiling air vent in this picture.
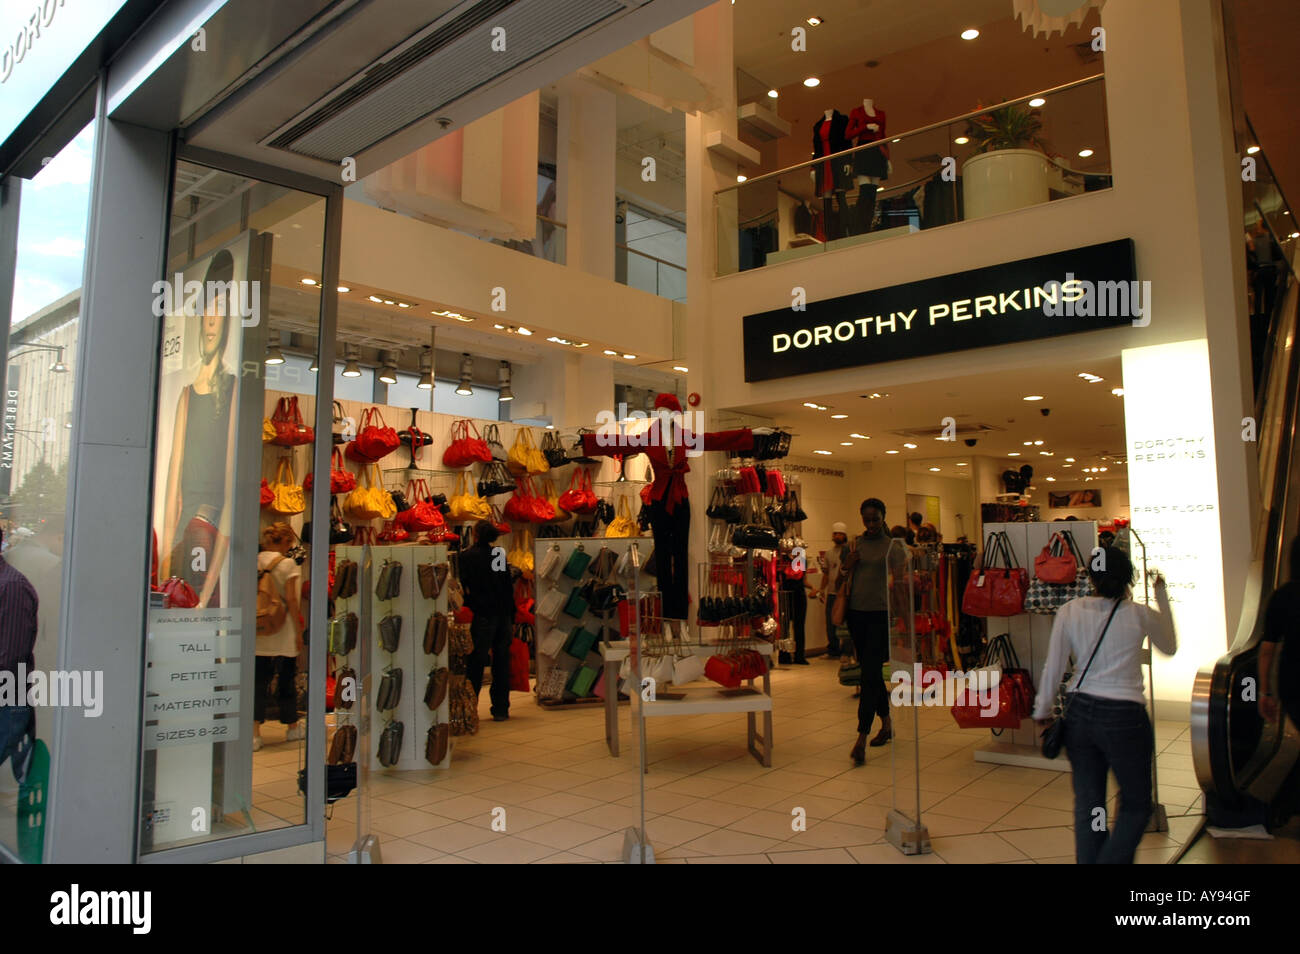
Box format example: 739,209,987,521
264,0,627,162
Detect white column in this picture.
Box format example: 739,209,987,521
556,77,617,281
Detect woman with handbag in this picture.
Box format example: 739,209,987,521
841,497,901,764
254,523,305,751
1032,547,1175,864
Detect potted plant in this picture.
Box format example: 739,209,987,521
961,102,1052,219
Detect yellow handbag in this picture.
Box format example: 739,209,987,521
604,496,637,538
508,427,549,476
539,475,567,522
448,471,491,522
507,529,535,579
269,458,306,515
262,418,277,443
344,464,394,520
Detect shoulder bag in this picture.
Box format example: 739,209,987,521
1025,530,1093,615
269,458,306,515
1042,598,1122,758
961,531,1029,618
269,395,315,446
443,419,492,468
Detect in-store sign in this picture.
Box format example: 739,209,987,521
742,239,1137,381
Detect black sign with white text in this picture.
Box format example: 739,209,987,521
742,239,1138,382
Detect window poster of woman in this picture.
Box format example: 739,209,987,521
153,238,251,608
1049,489,1103,509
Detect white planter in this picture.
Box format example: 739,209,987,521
962,148,1051,220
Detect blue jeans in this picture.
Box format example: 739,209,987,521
0,705,33,781
1064,693,1153,864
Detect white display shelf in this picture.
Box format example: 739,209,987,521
637,686,772,717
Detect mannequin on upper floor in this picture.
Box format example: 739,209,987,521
845,98,890,235
811,108,853,240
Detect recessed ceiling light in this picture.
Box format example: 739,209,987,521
495,323,506,330
892,138,901,143
1099,466,1108,472
886,450,899,455
840,441,853,446
1023,395,1044,401
903,442,917,449
1008,452,1021,456
517,327,532,336
737,174,748,183
1078,148,1095,158
929,467,940,472
672,366,689,372
849,433,869,439
623,354,637,360
956,462,968,467
831,413,848,419
803,77,821,87
397,302,410,308
1034,440,1044,446
807,16,823,26
368,295,383,303
1040,451,1053,456
383,299,394,305
1291,232,1300,239
954,136,970,145
1029,97,1046,108
1063,463,1072,468
337,285,350,293
961,28,980,40
1023,441,1033,446
1247,145,1260,155
603,349,617,355
1065,457,1076,462
768,89,779,98
1046,476,1056,482
300,278,317,286
803,402,819,409
1111,387,1125,396
814,449,832,455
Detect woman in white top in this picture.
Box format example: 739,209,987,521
254,522,304,751
1032,545,1176,864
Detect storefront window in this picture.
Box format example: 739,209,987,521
139,160,329,854
1,121,95,863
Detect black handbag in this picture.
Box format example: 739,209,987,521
375,559,402,601
378,614,403,653
377,721,404,767
1042,599,1121,759
298,761,357,802
567,427,598,464
541,430,568,469
591,583,627,612
376,668,403,711
478,460,516,498
732,524,779,550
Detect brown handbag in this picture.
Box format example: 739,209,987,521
425,723,449,764
424,667,449,710
328,724,357,764
424,613,449,655
418,562,450,600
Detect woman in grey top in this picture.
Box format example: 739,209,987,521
840,498,897,764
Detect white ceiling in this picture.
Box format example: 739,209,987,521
733,0,1011,90
723,353,1130,482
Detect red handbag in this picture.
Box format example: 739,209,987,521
489,503,511,535
1034,530,1083,583
765,469,786,497
961,531,1029,617
442,419,492,468
736,466,761,494
377,521,410,542
349,407,400,462
397,479,446,532
559,468,599,515
505,478,539,523
160,577,199,608
454,606,474,624
260,478,274,508
269,396,314,446
951,635,1036,730
305,447,357,495
509,636,532,692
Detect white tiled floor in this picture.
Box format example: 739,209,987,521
271,661,1208,864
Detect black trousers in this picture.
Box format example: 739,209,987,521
780,583,807,662
649,498,691,619
823,597,842,656
1064,694,1153,864
847,610,890,733
467,611,513,717
255,655,298,724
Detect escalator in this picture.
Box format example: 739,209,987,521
1189,213,1300,833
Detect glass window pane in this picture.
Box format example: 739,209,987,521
140,160,328,854
1,121,96,863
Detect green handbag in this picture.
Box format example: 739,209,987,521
569,667,598,697
837,659,862,687
564,626,597,659
328,612,358,655
562,545,592,580
562,586,589,619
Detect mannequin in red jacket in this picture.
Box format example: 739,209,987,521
583,395,752,620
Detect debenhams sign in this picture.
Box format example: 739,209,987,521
742,239,1138,382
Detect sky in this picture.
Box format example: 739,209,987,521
9,120,95,325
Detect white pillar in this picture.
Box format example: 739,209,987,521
556,77,617,281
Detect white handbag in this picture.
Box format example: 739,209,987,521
648,655,675,687
672,653,705,685
538,545,562,582
537,586,566,620
538,627,567,658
